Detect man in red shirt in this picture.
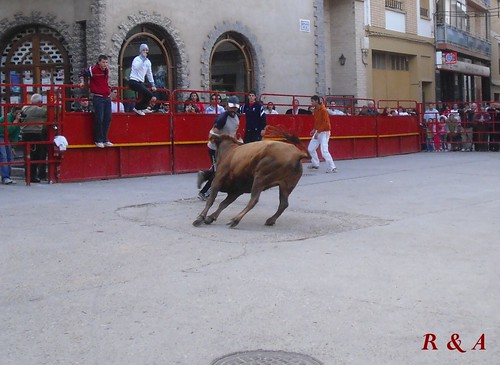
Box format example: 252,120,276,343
307,95,337,173
79,55,113,148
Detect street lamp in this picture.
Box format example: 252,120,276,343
339,53,346,66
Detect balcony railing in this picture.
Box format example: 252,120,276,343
436,24,491,57
385,0,403,11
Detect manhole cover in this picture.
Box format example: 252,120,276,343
210,350,323,365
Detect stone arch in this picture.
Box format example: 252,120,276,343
0,11,77,72
110,11,189,89
201,21,265,94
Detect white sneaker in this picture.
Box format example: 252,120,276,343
198,192,208,201
2,178,15,185
307,165,319,170
95,142,104,148
133,108,145,116
326,168,337,173
103,141,113,147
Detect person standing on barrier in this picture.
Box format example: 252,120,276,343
128,43,157,116
307,95,337,173
196,95,240,201
21,93,48,183
79,54,113,148
239,90,266,143
0,107,22,185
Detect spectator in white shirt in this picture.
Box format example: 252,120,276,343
111,90,125,113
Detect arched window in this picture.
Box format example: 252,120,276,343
120,24,175,105
0,26,70,104
210,32,254,93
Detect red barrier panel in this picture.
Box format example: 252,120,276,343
377,115,421,156
172,113,223,173
58,112,173,182
331,115,377,159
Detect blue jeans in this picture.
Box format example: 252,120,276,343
0,136,13,180
93,95,112,143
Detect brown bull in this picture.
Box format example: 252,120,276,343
193,131,310,228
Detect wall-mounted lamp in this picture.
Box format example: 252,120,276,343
361,48,369,66
339,53,346,66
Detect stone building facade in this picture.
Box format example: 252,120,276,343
0,0,438,109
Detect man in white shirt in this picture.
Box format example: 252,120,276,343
327,101,346,115
111,90,125,113
128,43,157,116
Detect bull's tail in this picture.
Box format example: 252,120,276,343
265,125,311,159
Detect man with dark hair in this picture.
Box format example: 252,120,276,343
197,95,241,200
308,95,337,173
79,54,113,148
286,98,312,115
239,90,266,143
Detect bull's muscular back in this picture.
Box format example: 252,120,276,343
215,140,308,194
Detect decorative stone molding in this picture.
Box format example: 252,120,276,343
313,0,326,95
201,21,265,94
110,11,189,89
86,0,107,69
0,11,76,69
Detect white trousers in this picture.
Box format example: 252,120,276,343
308,131,336,169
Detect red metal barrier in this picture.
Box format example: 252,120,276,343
1,85,422,183
58,111,173,182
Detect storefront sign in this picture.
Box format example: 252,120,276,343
438,60,489,77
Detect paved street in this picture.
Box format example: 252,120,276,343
1,152,499,365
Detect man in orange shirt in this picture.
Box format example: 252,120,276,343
307,95,337,173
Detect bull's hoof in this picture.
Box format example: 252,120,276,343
265,219,276,226
204,216,216,225
193,216,204,227
227,219,240,228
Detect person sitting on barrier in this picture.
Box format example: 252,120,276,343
128,43,157,116
21,93,48,183
0,106,22,185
